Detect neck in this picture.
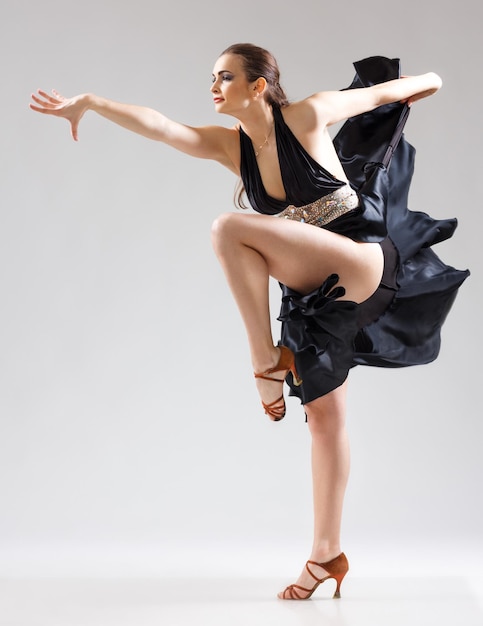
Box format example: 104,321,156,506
237,101,274,143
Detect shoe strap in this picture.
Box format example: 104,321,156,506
306,553,347,580
283,584,313,599
262,394,284,410
305,562,331,584
254,372,285,383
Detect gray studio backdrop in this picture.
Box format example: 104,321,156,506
1,0,481,577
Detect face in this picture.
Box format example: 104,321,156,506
211,54,257,115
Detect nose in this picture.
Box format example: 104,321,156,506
210,78,220,93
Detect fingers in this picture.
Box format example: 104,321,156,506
29,103,48,113
71,121,79,142
399,96,413,107
30,94,55,110
30,89,65,112
37,89,63,104
51,89,65,101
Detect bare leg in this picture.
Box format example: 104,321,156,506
211,212,360,595
278,382,350,598
211,212,382,407
211,214,277,374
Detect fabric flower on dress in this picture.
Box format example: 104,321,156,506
278,275,360,403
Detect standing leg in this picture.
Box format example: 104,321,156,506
278,382,350,599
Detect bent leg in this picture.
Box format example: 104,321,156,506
278,382,350,599
211,212,381,368
212,212,383,304
211,212,381,411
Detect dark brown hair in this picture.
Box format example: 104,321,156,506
220,43,289,108
219,44,289,207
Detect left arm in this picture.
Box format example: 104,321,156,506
305,72,442,127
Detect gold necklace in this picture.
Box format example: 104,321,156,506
254,123,274,157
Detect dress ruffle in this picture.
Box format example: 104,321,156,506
279,275,359,404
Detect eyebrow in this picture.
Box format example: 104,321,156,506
211,70,234,77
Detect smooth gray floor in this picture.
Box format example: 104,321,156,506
1,576,482,626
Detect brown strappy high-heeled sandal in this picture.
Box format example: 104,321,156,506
278,553,349,600
253,345,302,421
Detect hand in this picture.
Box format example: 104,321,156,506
30,89,91,141
398,73,442,107
400,89,437,107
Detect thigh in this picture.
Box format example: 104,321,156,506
226,212,384,303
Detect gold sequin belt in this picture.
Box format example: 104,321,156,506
277,184,359,227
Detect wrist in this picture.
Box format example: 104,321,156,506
86,93,102,112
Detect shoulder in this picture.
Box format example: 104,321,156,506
277,98,327,135
199,123,239,144
288,89,379,127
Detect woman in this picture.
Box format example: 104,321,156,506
30,44,468,600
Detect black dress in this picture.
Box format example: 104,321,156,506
238,56,470,405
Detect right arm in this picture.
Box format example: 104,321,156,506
30,90,237,171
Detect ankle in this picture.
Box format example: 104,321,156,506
252,345,280,374
310,543,341,564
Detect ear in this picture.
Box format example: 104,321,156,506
253,77,267,97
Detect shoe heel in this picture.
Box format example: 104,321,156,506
333,573,345,598
291,363,303,387
331,554,348,598
279,345,303,387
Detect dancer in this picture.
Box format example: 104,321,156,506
30,43,468,600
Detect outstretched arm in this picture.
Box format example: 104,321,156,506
305,72,442,127
30,90,236,169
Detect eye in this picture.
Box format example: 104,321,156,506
221,73,233,82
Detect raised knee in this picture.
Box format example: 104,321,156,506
211,212,241,253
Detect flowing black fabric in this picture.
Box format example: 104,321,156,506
238,56,470,405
